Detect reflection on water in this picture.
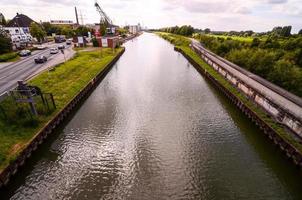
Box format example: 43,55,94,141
2,33,302,200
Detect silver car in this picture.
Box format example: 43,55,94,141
50,47,59,54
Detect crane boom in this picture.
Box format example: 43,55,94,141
94,2,112,26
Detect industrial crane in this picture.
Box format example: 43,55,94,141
94,1,115,35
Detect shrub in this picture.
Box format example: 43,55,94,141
92,38,99,47
0,52,18,62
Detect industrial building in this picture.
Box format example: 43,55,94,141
129,24,141,34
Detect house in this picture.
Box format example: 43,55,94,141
6,13,35,34
4,13,35,48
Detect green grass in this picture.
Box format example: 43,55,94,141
156,32,302,154
0,52,20,62
0,47,123,171
207,34,255,43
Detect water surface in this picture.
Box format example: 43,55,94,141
2,33,302,200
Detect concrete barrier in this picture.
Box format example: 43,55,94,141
191,44,302,138
0,48,125,188
174,47,302,167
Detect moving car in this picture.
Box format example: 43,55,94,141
50,47,59,54
58,44,65,50
34,55,47,64
66,39,72,45
37,45,46,50
19,50,31,57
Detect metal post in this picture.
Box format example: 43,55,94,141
28,96,38,116
50,93,56,109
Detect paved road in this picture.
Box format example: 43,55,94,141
0,43,75,98
191,39,302,121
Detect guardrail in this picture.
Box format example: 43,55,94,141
191,41,302,138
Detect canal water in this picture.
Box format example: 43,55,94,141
2,33,302,199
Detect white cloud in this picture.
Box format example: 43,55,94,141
0,0,301,32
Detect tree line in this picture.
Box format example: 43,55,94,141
194,34,302,97
159,25,302,97
159,25,195,36
30,22,94,42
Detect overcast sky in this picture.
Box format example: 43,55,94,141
1,0,302,32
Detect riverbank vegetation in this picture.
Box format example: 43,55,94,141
159,26,302,97
156,32,302,155
0,47,122,171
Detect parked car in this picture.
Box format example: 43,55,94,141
50,47,59,54
37,45,46,50
66,39,72,45
58,44,65,49
19,50,31,57
34,56,47,63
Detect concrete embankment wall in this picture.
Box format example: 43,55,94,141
174,47,302,167
0,48,126,188
192,44,302,139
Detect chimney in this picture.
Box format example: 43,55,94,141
75,7,79,25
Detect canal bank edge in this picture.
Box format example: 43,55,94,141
0,47,126,187
173,46,302,168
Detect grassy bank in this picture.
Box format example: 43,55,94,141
0,47,122,171
206,34,255,43
156,32,302,154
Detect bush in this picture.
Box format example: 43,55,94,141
0,52,18,62
0,35,12,54
92,38,99,47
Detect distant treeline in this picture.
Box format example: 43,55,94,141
159,25,195,36
159,25,302,38
158,25,302,97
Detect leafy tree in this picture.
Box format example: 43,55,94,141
91,38,99,47
271,26,292,37
251,38,261,48
281,26,292,37
117,28,128,37
204,28,211,34
61,26,75,38
272,26,282,36
298,29,302,35
0,13,6,26
76,26,91,37
0,29,12,54
41,22,61,36
268,59,302,95
99,23,107,36
30,22,46,42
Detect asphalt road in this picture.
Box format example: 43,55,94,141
191,39,302,121
0,43,75,97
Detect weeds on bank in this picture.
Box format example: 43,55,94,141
156,32,302,154
0,48,122,171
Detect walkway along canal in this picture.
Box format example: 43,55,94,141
1,33,302,199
